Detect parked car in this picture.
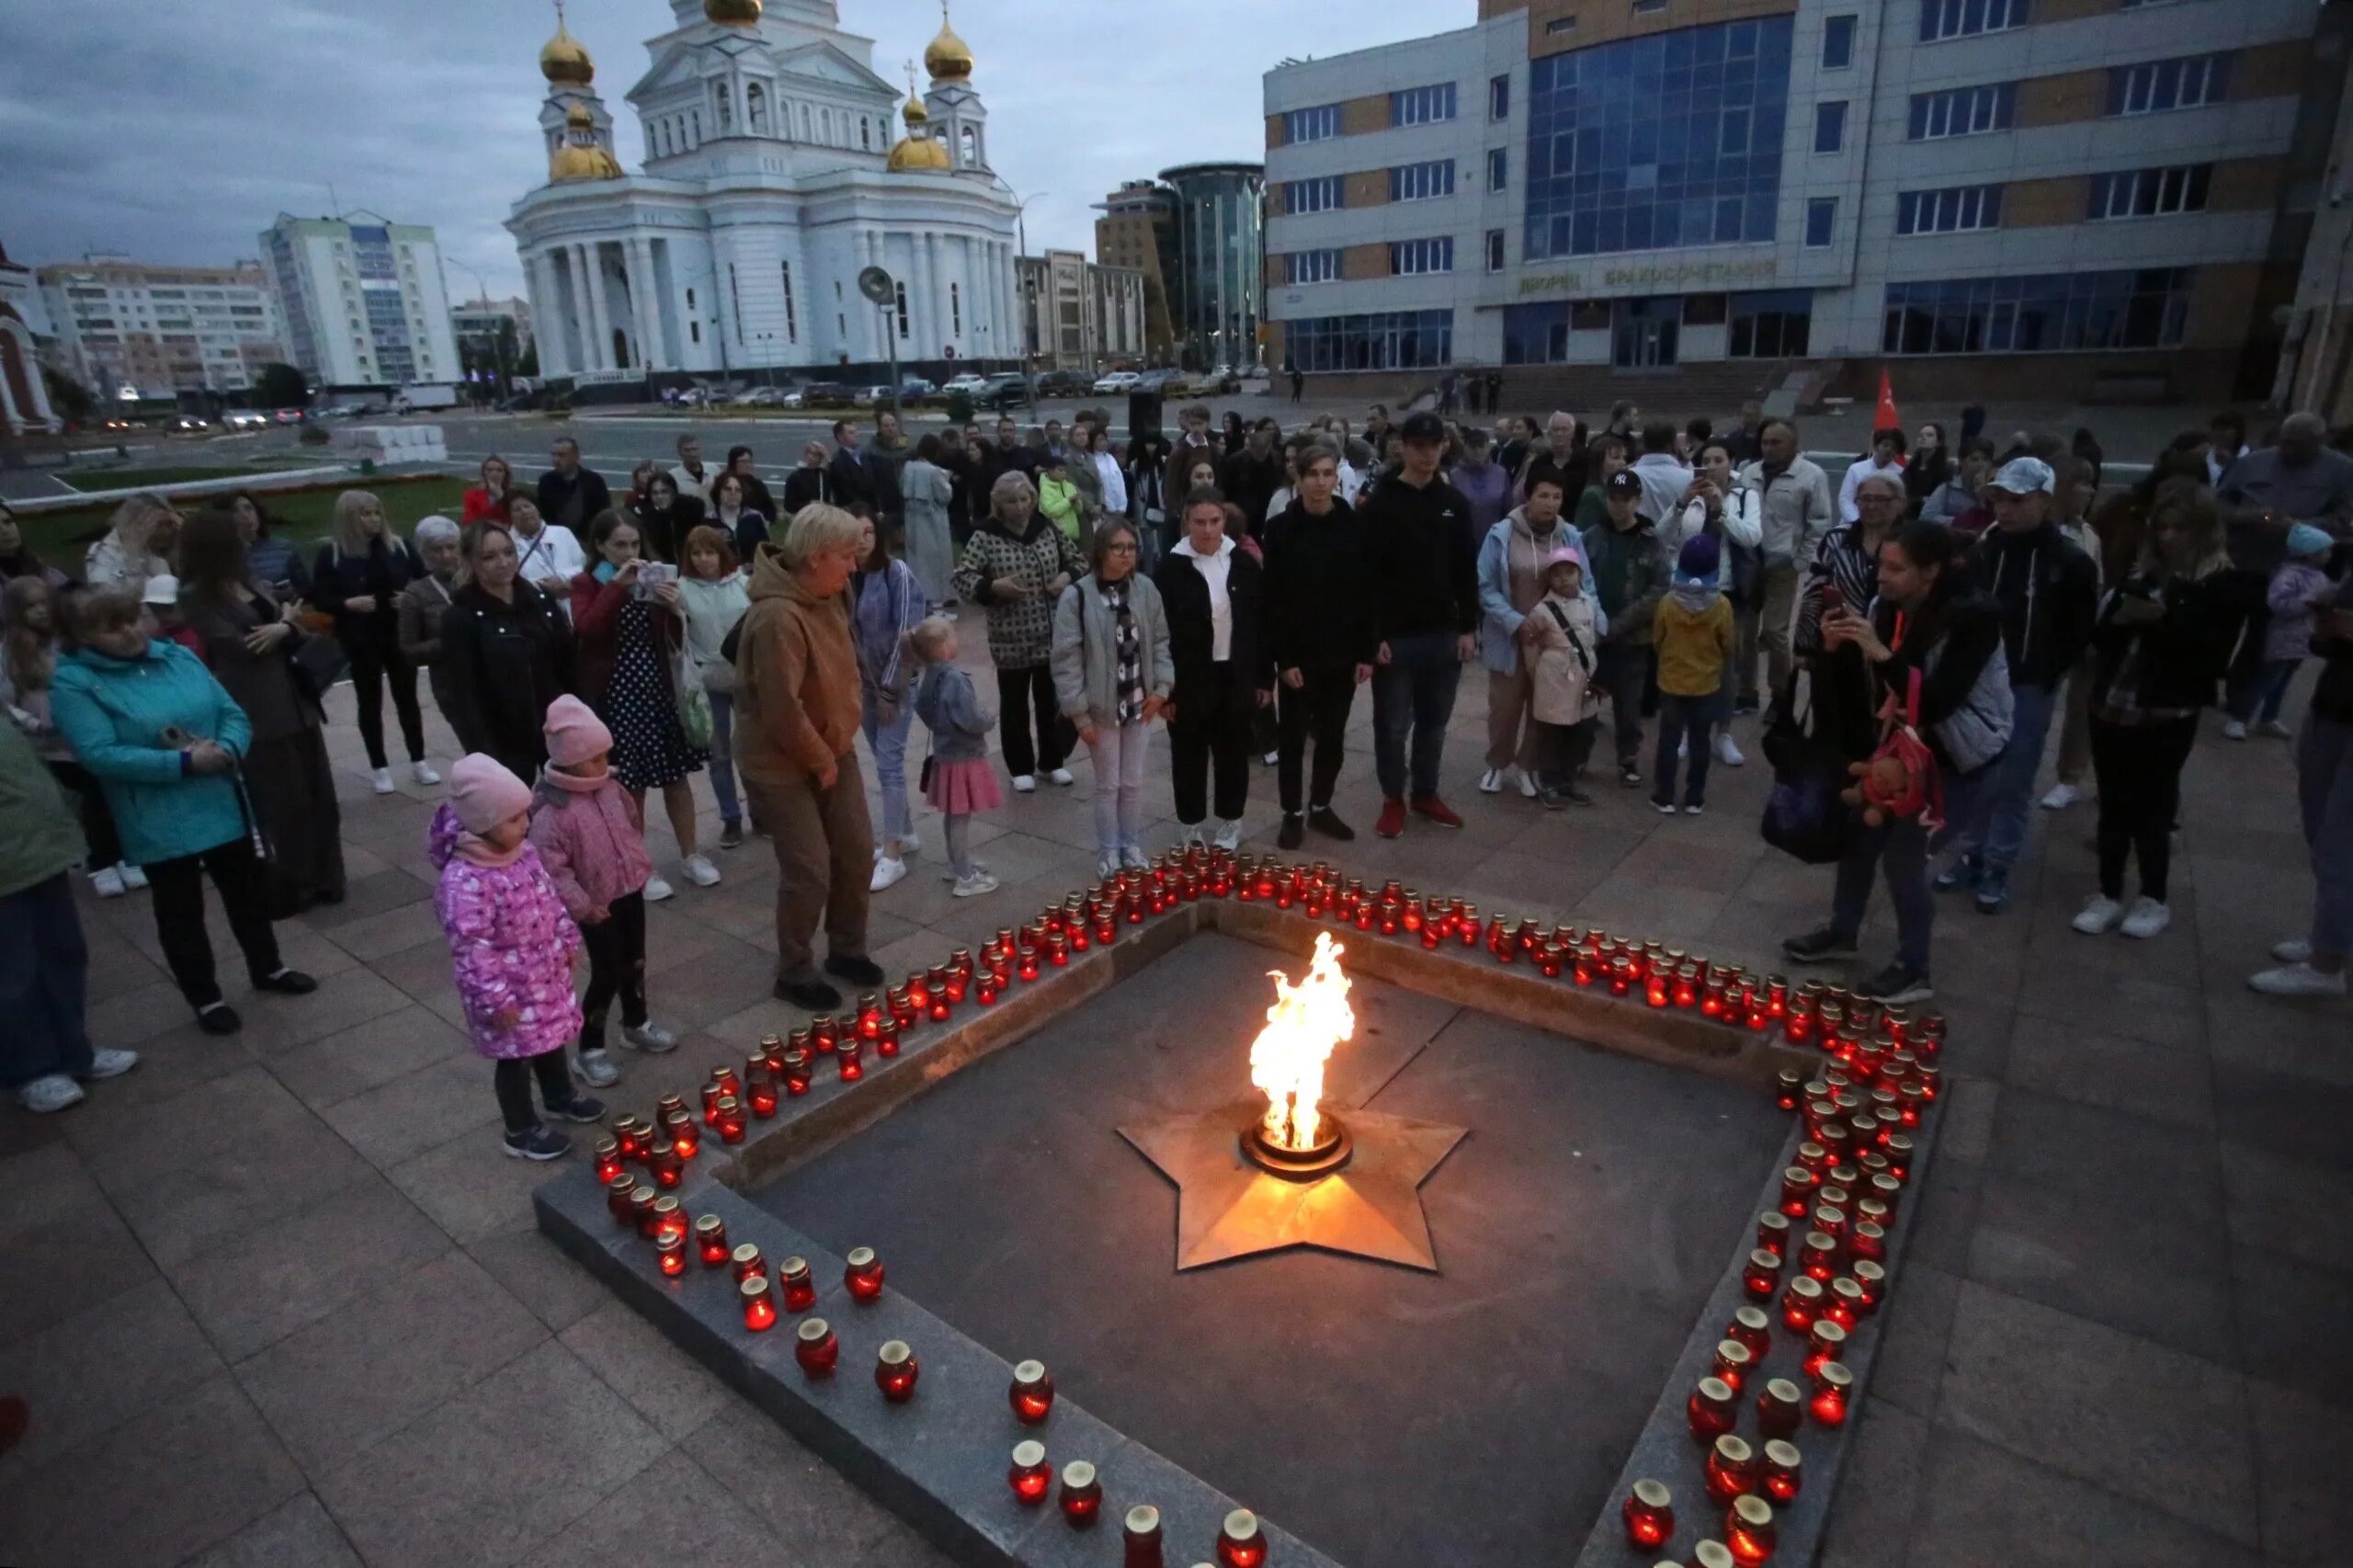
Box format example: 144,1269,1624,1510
1034,370,1090,397
1092,370,1141,395
221,411,267,430
899,377,936,397
974,373,1033,411
270,408,306,425
165,415,213,433
780,381,852,408
736,385,795,407
1133,369,1178,394
942,372,988,395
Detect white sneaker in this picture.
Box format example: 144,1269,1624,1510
1119,845,1150,869
1262,750,1279,766
89,866,127,899
411,760,441,786
2273,937,2313,964
1683,802,1705,815
1048,767,1075,787
371,767,396,794
951,870,1000,898
116,862,146,890
682,853,722,888
1181,824,1208,849
1677,736,1688,759
576,1048,620,1087
870,856,908,892
2223,719,2248,741
2120,897,2172,939
1479,767,1505,794
2258,720,2293,740
1714,732,1745,767
621,1021,679,1052
84,1049,139,1080
17,1074,84,1114
1011,774,1037,793
894,834,922,858
2071,894,2123,935
2247,962,2347,998
1213,819,1244,851
2040,782,2082,811
1097,853,1121,879
643,874,675,903
1518,767,1540,797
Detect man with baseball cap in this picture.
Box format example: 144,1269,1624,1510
1935,454,2097,914
1583,467,1671,786
1360,410,1480,836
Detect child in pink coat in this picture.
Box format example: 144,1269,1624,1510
529,696,677,1088
429,753,601,1162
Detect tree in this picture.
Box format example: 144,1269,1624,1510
516,337,540,378
40,361,93,424
255,361,308,409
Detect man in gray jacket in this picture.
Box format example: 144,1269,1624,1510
1738,417,1836,704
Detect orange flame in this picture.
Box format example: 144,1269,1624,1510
1249,933,1355,1152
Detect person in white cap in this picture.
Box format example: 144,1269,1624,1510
1932,455,2097,915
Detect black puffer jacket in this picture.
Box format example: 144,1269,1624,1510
438,581,577,781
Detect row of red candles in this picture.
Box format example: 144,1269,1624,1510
597,1180,1270,1566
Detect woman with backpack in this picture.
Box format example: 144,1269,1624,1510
1781,520,2011,1006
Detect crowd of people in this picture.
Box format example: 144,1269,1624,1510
1,389,2347,1150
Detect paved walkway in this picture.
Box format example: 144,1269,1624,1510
1,644,2345,1567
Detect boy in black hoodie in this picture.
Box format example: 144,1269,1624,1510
1935,456,2097,914
1263,445,1379,846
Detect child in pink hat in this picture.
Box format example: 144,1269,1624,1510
428,753,599,1161
529,696,676,1087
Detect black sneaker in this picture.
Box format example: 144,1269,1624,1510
1277,812,1305,850
719,821,745,850
1734,694,1761,715
777,976,845,1010
1781,926,1859,964
548,1095,608,1124
1307,806,1355,842
1557,782,1594,807
251,968,318,995
1854,964,1934,1006
824,954,886,988
194,1001,243,1036
1619,761,1643,789
503,1124,573,1161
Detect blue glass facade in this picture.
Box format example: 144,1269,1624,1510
1285,310,1452,371
1524,16,1794,261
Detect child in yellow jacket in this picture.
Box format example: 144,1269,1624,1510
1650,533,1735,815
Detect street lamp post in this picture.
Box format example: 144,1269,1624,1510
1011,190,1047,412
451,259,511,406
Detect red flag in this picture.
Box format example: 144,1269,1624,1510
1874,369,1903,438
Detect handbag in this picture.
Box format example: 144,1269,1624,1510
290,629,348,706
1758,676,1855,865
673,640,713,750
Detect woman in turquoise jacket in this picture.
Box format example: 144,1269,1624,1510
49,586,315,1034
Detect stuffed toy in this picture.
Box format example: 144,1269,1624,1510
1842,754,1919,827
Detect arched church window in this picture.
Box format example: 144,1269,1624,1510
859,117,872,151
715,84,733,133
960,125,979,168
799,103,812,139
821,108,833,143
747,83,767,135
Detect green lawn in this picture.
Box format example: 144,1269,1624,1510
20,476,473,575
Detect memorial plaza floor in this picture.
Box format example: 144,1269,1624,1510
1,646,2346,1567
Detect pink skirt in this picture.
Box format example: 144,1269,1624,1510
926,756,1003,815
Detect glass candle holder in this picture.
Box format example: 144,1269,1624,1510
876,1020,902,1058
606,1173,638,1225
1726,1304,1772,1360
649,1197,685,1246
1010,1359,1054,1424
1457,903,1480,946
614,1116,648,1161
715,1096,746,1145
782,1048,814,1096
762,1255,809,1313
1622,1479,1675,1550
845,1246,884,1302
1882,1135,1913,1185
1798,1231,1838,1282
1694,1540,1736,1568
700,1081,724,1127
857,993,883,1040
1726,1494,1777,1566
732,1243,765,1284
891,985,920,1028
665,1108,699,1160
1808,1360,1851,1426
1761,1438,1802,1504
1804,1318,1847,1378
1849,1259,1886,1314
794,1317,838,1379
1712,1337,1754,1392
812,1015,840,1052
1780,1275,1824,1334
1756,1210,1791,1260
1778,1166,1816,1219
695,1212,729,1267
1742,1249,1783,1302
1687,1375,1738,1443
875,1339,919,1403
1216,1508,1267,1567
835,1038,864,1083
1773,1069,1803,1112
1848,1220,1887,1265
656,1230,688,1278
1047,935,1070,967
1825,1276,1865,1331
1756,1378,1804,1440
1645,971,1671,1008
1674,963,1700,1009
1008,1439,1052,1505
758,1035,785,1073
747,1075,780,1119
741,1275,777,1332
1122,1505,1164,1568
976,974,1002,1006
594,1136,624,1185
1058,1461,1101,1528
629,1185,660,1237
1705,1433,1757,1505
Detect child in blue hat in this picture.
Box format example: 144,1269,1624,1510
1650,533,1735,814
2231,522,2339,739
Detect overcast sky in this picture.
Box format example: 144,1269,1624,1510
2,0,1459,300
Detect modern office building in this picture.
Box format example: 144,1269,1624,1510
1262,0,2343,404
1015,249,1148,372
260,213,461,392
1160,162,1266,371
1095,178,1179,358
505,1,1023,392
38,254,288,402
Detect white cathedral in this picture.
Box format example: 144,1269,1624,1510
508,0,1022,386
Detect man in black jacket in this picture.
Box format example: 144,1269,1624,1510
826,421,874,512
1937,455,2098,914
1262,443,1378,846
1361,412,1479,837
536,437,611,533
1217,424,1287,536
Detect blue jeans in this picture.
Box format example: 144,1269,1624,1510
1966,678,2055,877
1085,718,1150,857
1371,631,1462,801
706,690,742,827
862,690,915,847
0,872,92,1088
1832,762,1991,974
1653,690,1718,808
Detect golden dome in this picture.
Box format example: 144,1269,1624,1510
705,0,762,26
564,101,595,130
924,4,973,82
901,94,929,127
886,131,952,173
540,21,594,85
551,105,623,182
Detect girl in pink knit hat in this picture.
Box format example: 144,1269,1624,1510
428,753,600,1161
529,695,678,1088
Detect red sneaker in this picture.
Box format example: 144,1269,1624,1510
1410,794,1463,828
1374,798,1408,838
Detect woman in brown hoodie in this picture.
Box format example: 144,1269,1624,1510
733,505,887,1009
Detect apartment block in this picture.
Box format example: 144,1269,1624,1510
37,255,287,401
261,212,461,392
